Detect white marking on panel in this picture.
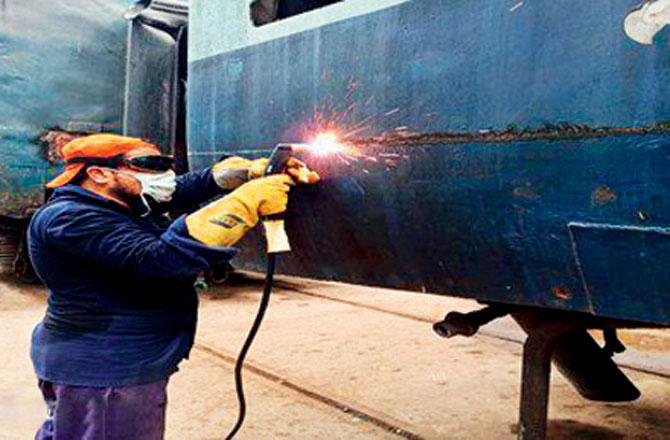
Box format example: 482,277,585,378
509,1,524,13
624,0,670,45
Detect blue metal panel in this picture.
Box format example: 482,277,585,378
188,0,670,324
188,0,670,159
569,222,670,321
0,0,133,216
227,135,670,324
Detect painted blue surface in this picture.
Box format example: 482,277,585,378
188,0,670,156
569,222,670,322
227,135,669,325
187,0,670,324
0,0,132,216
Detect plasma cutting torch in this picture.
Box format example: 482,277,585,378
225,143,313,439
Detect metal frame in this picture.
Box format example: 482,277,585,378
433,305,657,440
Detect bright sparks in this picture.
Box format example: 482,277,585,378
309,131,344,155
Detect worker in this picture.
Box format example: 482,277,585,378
28,134,316,440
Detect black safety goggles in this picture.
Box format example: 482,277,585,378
69,154,175,172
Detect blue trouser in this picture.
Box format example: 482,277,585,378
35,378,168,440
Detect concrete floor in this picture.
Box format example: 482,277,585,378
1,274,668,439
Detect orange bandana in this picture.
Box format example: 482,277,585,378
46,134,159,189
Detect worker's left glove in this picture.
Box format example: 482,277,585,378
212,156,270,190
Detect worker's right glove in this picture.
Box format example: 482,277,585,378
185,174,294,247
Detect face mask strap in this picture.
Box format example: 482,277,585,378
138,194,154,217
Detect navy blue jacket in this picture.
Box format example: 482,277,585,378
28,168,237,387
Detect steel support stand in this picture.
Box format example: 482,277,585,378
517,321,572,440
436,305,646,440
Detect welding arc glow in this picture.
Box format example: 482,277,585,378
308,132,343,155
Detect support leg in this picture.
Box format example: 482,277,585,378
517,328,557,440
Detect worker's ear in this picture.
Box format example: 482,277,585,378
86,166,115,185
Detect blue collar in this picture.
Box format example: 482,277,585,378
50,185,140,215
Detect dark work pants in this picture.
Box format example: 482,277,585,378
35,378,168,440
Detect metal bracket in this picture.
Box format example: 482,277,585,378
434,305,643,440
432,305,511,338
603,328,626,357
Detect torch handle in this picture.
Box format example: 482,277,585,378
263,144,294,176
262,143,294,253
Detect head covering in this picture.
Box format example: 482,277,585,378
46,134,158,188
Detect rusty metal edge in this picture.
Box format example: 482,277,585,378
351,123,670,147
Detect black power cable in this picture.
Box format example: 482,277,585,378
225,254,277,440
225,143,296,438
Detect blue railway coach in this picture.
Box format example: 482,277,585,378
0,0,187,276
0,0,132,275
187,2,670,437
188,0,670,326
1,1,669,438
0,0,131,219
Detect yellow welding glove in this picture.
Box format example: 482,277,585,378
212,156,270,189
185,174,294,247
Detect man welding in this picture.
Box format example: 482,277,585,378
28,134,314,440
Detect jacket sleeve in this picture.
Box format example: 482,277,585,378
163,167,226,213
39,207,237,278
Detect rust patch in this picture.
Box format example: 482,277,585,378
551,285,573,300
38,130,86,165
591,185,617,206
351,122,670,147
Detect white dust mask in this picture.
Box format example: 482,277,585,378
129,170,177,203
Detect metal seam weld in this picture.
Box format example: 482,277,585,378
566,224,596,315
351,124,670,147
